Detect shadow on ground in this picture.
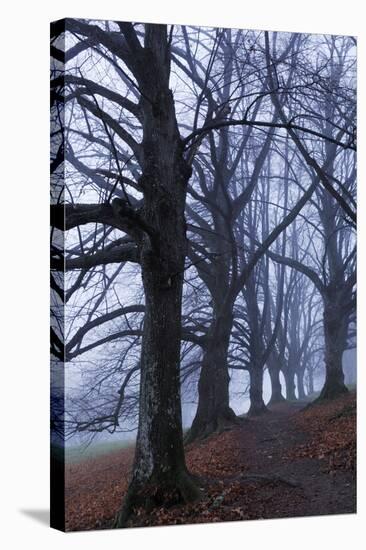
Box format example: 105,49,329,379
20,509,50,526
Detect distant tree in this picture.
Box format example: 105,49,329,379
50,23,356,527
265,32,356,399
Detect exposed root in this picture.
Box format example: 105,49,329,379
311,382,349,405
185,407,242,445
114,469,201,528
247,403,269,417
237,473,300,488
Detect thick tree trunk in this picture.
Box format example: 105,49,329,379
316,183,351,400
318,298,348,400
248,365,268,416
284,368,297,401
186,306,237,443
243,274,269,416
116,25,199,526
116,257,200,525
268,359,286,405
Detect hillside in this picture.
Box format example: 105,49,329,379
64,392,356,530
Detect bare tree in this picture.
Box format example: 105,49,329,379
50,22,356,527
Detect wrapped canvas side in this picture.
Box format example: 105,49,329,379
50,19,66,532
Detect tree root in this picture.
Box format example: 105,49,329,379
208,474,301,511
240,473,300,488
317,383,349,402
247,403,270,417
185,408,243,445
228,472,300,488
302,384,349,412
114,469,201,528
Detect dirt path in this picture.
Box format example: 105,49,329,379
65,393,356,530
213,400,356,520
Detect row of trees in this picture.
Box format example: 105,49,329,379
50,21,356,524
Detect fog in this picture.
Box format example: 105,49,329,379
50,22,356,452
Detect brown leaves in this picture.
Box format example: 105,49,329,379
65,448,134,531
64,392,356,530
284,393,356,475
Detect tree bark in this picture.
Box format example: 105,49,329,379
248,365,268,416
307,368,315,395
283,368,297,401
296,367,306,400
186,304,238,443
116,25,200,526
318,296,348,400
244,271,269,416
267,355,286,404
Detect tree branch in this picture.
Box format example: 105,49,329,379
67,305,145,354
51,243,140,270
267,251,325,295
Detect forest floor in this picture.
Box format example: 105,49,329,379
64,391,356,531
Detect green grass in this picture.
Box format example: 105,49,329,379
52,439,134,465
69,440,134,463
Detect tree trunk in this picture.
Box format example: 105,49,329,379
248,365,268,416
318,297,348,400
268,357,286,405
116,25,199,526
186,306,237,442
296,368,306,400
307,368,314,395
116,254,200,525
284,368,297,401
